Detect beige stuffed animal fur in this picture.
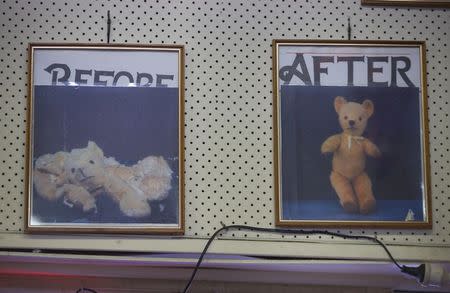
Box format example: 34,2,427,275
33,141,172,217
321,96,381,214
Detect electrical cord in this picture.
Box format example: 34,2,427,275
182,222,426,293
76,288,98,293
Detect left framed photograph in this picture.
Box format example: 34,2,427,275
26,44,185,234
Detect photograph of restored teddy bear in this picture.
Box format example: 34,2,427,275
279,85,425,223
31,85,180,226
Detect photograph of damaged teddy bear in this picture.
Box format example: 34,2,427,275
27,44,184,233
33,142,173,220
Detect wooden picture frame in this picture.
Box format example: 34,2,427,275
26,44,185,234
362,0,450,7
273,40,431,228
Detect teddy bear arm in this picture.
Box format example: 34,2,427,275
119,196,151,217
33,170,63,201
140,176,172,201
321,134,341,154
57,183,97,212
364,140,381,158
103,174,152,217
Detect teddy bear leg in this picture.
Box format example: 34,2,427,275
119,196,151,218
330,171,358,213
353,172,376,214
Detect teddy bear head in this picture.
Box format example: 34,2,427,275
35,152,67,176
33,152,68,200
334,96,374,136
63,141,107,188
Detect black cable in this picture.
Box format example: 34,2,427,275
182,222,413,293
76,288,98,293
106,10,111,44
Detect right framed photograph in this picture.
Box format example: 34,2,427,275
361,0,450,8
273,40,431,228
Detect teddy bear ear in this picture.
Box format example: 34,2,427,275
334,96,347,113
54,152,67,166
362,99,374,117
87,141,104,157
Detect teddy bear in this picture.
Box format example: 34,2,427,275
33,149,98,212
33,141,173,218
107,156,173,202
321,96,381,214
103,155,173,217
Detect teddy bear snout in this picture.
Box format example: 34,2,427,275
74,168,85,178
74,168,95,182
348,120,356,127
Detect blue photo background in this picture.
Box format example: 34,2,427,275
280,85,425,221
32,86,179,224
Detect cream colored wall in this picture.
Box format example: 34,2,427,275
0,0,450,261
0,0,449,250
0,2,449,292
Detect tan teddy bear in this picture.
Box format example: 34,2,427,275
60,141,152,217
321,96,381,214
34,142,107,213
33,141,173,217
104,156,173,217
34,152,67,201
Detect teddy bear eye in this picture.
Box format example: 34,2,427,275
344,115,348,120
359,116,362,121
89,160,95,164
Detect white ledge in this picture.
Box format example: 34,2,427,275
1,233,450,263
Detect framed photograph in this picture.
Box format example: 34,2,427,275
361,0,450,7
26,44,184,234
273,40,431,228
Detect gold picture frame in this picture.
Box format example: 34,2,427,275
26,43,185,234
273,40,431,229
362,0,450,7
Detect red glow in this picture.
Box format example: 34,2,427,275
0,269,75,278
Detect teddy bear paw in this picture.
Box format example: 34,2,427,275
359,198,376,214
119,198,151,217
341,200,359,214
